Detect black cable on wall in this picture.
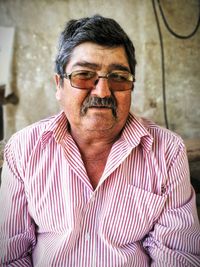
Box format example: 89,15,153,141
151,0,200,129
152,0,169,129
157,0,200,39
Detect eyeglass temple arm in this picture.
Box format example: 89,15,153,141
62,73,71,80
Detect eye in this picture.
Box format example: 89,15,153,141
109,71,129,82
73,71,96,80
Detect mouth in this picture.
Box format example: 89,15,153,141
87,106,117,118
89,105,112,109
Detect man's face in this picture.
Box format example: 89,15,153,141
55,42,132,135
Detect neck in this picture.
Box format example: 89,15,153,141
69,126,121,160
68,125,123,190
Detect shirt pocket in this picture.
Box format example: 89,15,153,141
98,185,167,246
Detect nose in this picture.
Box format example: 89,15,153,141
91,77,111,98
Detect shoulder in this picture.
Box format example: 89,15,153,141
4,114,58,164
140,118,187,170
129,113,186,156
8,115,55,144
140,116,184,146
2,113,62,180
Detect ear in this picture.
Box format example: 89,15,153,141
54,74,62,101
54,74,62,89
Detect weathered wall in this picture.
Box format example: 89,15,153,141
0,0,200,139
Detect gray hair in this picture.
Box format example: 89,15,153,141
55,15,136,79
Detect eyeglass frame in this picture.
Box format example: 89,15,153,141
61,70,135,91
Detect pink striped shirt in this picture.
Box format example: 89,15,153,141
0,111,200,266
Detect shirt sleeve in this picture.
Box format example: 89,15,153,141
0,136,36,266
143,139,200,266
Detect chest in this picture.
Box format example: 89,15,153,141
24,143,167,246
83,158,107,189
25,160,166,246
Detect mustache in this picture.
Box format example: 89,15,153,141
81,95,117,117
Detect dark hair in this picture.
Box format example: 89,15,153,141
55,15,136,78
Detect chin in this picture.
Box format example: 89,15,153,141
82,111,119,131
86,120,116,132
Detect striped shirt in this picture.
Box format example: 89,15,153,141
0,111,200,267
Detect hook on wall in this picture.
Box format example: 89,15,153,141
0,85,19,105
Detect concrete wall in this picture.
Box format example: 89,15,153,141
0,0,200,139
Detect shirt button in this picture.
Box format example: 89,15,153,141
90,195,95,202
85,233,90,241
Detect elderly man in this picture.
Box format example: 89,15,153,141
0,15,199,267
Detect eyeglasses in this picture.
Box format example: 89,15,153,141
62,70,135,91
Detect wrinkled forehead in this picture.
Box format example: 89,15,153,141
65,42,130,72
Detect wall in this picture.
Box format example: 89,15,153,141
0,0,200,139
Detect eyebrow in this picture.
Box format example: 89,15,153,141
71,61,131,72
71,61,100,70
109,64,130,72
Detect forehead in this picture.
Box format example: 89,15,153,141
66,42,130,71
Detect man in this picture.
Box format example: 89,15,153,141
0,15,199,267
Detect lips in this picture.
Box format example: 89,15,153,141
89,105,112,108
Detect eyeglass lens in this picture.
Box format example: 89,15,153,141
70,71,133,91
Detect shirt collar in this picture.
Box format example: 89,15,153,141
41,111,68,148
41,111,153,153
122,112,153,153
